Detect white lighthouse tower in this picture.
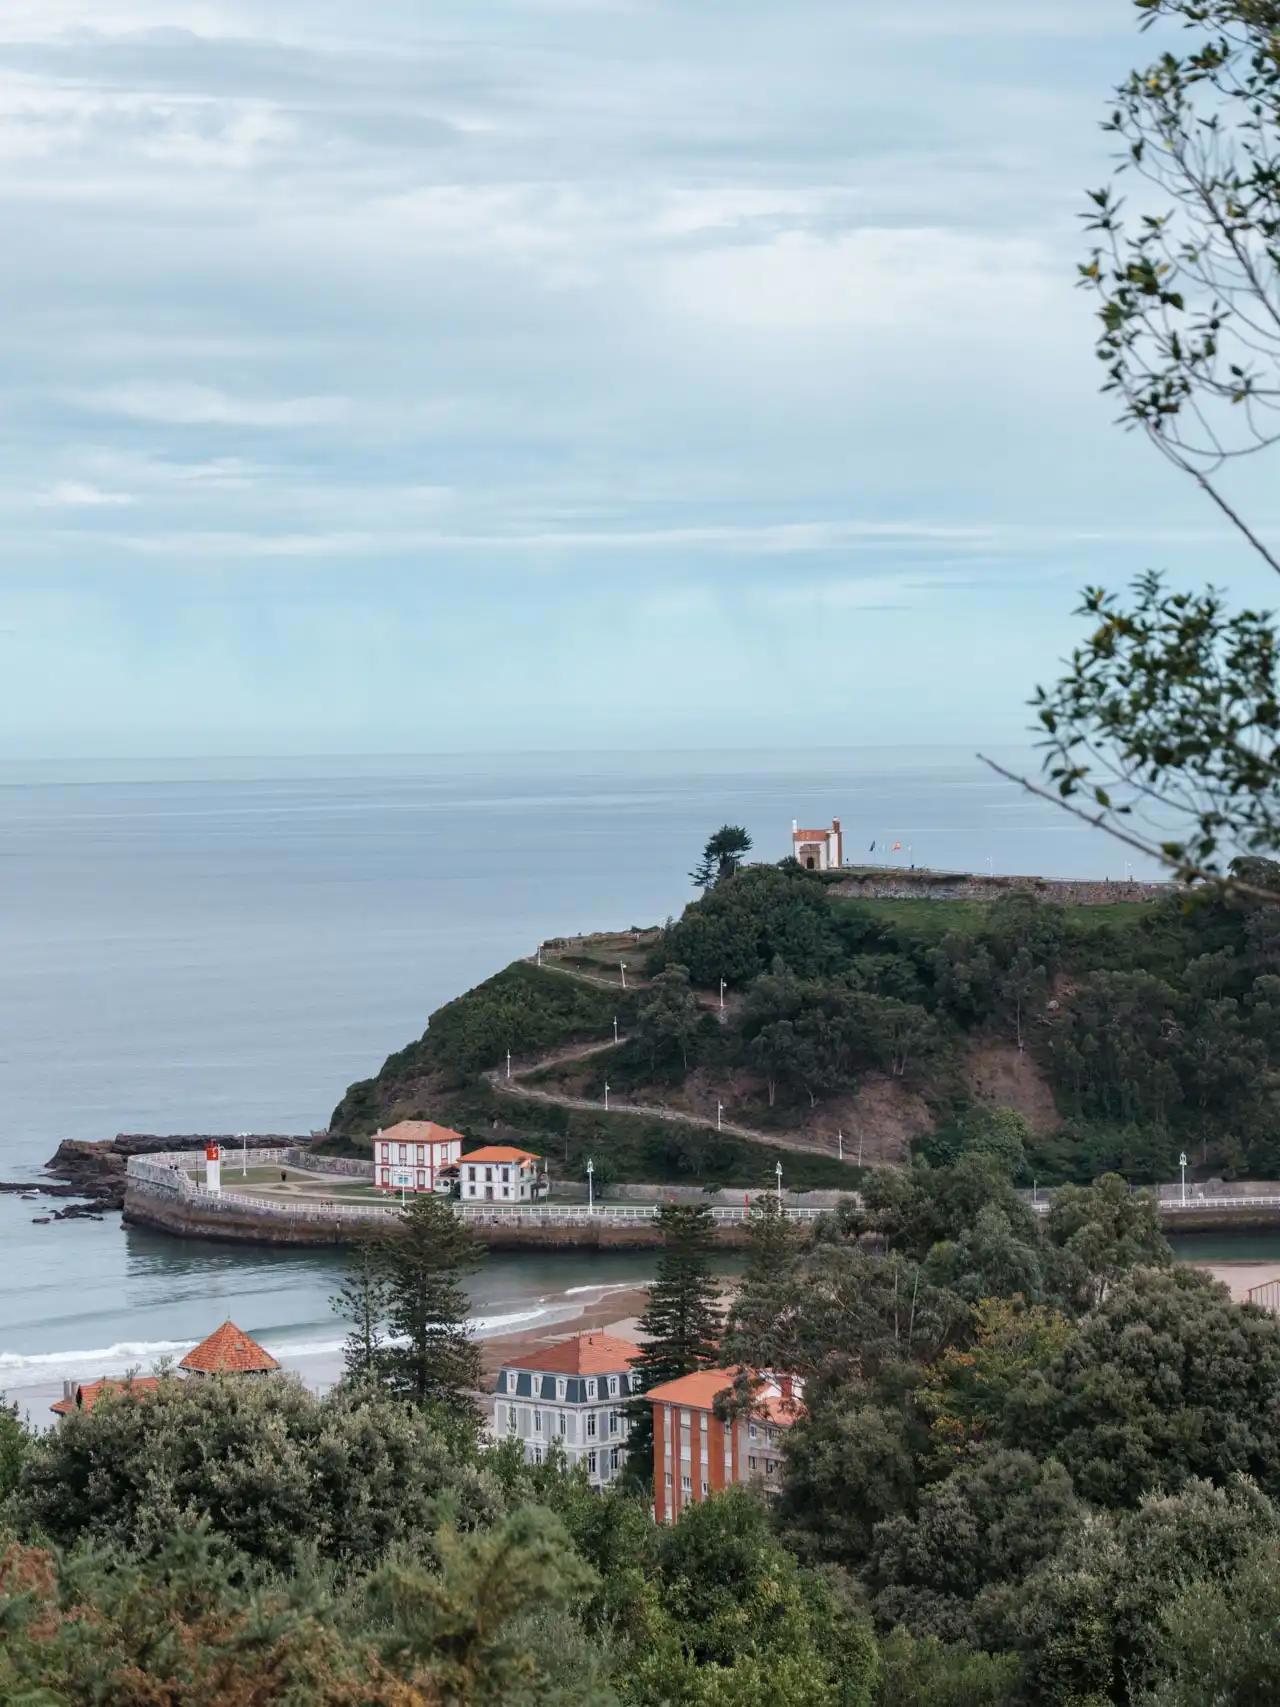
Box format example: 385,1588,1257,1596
205,1140,222,1195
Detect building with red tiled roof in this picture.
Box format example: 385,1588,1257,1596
792,818,842,871
458,1145,547,1204
50,1375,161,1421
179,1320,280,1377
374,1120,464,1195
644,1366,803,1523
493,1331,640,1488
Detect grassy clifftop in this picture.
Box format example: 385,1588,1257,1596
330,861,1280,1191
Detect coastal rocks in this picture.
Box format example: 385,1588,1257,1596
43,1133,297,1214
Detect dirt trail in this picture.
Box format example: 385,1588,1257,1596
483,1031,851,1164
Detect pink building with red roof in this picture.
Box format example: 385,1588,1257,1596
644,1366,803,1523
373,1120,464,1194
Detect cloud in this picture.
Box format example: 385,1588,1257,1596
66,383,348,427
36,480,136,507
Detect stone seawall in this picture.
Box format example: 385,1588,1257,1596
122,1181,747,1250
830,869,1172,906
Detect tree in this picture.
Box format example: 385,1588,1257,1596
332,1235,392,1386
1043,1171,1170,1307
1040,1266,1280,1509
635,964,704,1071
989,1,1280,889
691,826,753,890
377,1193,484,1416
0,1399,27,1501
628,1207,722,1476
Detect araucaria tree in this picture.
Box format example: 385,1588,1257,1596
628,1205,722,1473
331,1235,392,1386
691,824,753,889
375,1193,483,1415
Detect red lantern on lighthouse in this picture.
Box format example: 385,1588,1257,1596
205,1142,222,1194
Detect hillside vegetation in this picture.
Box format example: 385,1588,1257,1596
331,859,1280,1190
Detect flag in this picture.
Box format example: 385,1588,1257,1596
892,841,902,852
869,840,876,853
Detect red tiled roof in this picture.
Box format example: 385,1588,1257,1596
377,1120,463,1147
459,1146,541,1165
793,827,834,842
50,1376,162,1417
179,1320,280,1375
502,1332,640,1377
644,1366,801,1425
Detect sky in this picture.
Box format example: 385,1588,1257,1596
2,0,1278,756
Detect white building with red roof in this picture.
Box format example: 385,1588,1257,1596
643,1366,803,1523
373,1120,464,1194
458,1144,547,1203
791,818,843,871
493,1331,640,1485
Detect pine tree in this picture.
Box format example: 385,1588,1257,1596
628,1205,722,1477
376,1194,483,1416
331,1236,392,1386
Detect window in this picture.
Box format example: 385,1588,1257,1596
558,1412,567,1437
484,1167,492,1182
532,1445,543,1465
680,1409,691,1427
468,1167,476,1181
534,1410,543,1434
556,1378,567,1400
502,1371,512,1393
587,1450,597,1475
665,1472,673,1488
748,1455,757,1471
610,1447,620,1471
701,1480,709,1497
586,1379,597,1400
608,1376,619,1397
501,1186,509,1198
532,1375,542,1398
766,1460,777,1478
398,1143,407,1162
681,1475,691,1493
507,1408,517,1435
748,1422,758,1441
586,1412,597,1439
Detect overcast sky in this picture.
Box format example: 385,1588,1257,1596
2,0,1276,756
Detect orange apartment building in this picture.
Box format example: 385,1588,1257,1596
644,1367,801,1524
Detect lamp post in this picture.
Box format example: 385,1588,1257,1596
1032,1177,1038,1205
719,977,726,1011
506,1049,512,1082
620,962,627,990
775,1161,783,1210
857,1131,864,1167
717,1101,724,1132
1180,1150,1188,1207
613,1015,619,1044
587,1158,594,1215
604,1081,610,1112
837,1129,843,1162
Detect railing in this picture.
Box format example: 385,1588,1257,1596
126,1151,827,1227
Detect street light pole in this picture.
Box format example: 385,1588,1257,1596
719,977,726,1011
613,1015,619,1044
1180,1150,1188,1207
717,1101,723,1132
620,962,627,990
837,1129,843,1161
604,1081,610,1112
775,1161,783,1210
587,1158,594,1215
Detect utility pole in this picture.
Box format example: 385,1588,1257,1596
620,962,627,990
719,977,726,1011
587,1158,594,1214
1180,1151,1188,1207
775,1161,783,1210
717,1101,724,1132
604,1081,610,1112
506,1049,512,1081
837,1129,843,1161
613,1015,619,1044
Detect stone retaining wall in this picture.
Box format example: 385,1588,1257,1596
830,870,1172,906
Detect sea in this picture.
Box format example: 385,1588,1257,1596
0,745,1205,1419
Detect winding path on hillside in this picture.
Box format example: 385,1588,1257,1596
483,1028,851,1165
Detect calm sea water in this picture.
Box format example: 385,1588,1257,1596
0,746,1182,1404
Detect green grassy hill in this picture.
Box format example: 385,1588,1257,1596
329,863,1280,1192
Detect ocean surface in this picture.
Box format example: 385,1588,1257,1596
0,745,1181,1412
